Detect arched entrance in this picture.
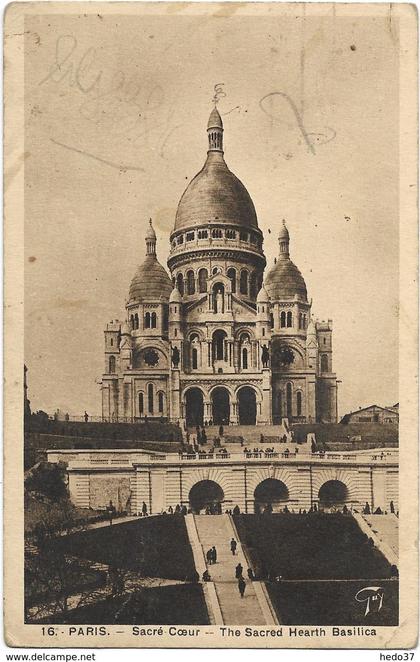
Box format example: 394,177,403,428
212,329,227,362
254,479,289,513
318,480,349,511
185,388,204,427
189,480,224,514
238,386,257,425
211,387,230,426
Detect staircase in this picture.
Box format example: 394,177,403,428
190,423,292,446
363,514,399,559
193,514,277,625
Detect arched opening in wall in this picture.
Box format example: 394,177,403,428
287,311,293,327
212,329,227,362
321,354,329,372
186,270,195,295
134,314,139,330
250,272,258,299
238,386,257,425
318,480,349,511
138,392,144,415
147,383,154,414
296,391,302,417
198,268,208,293
286,383,293,418
254,479,289,513
176,273,184,296
189,480,224,514
192,348,198,370
185,388,204,427
270,313,274,329
158,391,164,414
145,312,151,329
151,312,157,328
212,283,225,313
109,355,116,374
227,267,236,293
240,269,249,295
280,311,286,328
211,387,230,426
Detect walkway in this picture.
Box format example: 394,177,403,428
194,514,269,625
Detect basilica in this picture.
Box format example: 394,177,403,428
101,107,338,427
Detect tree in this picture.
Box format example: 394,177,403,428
25,462,68,501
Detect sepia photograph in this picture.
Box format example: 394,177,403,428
4,1,418,649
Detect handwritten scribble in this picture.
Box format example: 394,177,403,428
212,83,226,105
259,91,336,155
50,138,144,172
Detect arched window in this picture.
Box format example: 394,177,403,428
130,315,134,329
280,311,286,328
176,273,184,296
286,383,293,418
298,313,302,329
303,315,307,328
240,270,249,295
227,267,236,293
242,347,248,369
109,355,116,373
198,268,208,293
287,311,293,327
158,392,164,414
151,312,157,328
297,391,302,417
148,383,154,414
139,392,144,415
110,338,113,347
270,313,274,329
145,312,151,329
250,273,258,299
134,313,139,330
321,354,329,372
186,270,195,295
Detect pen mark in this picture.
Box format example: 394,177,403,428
50,138,144,172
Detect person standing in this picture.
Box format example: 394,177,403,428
206,548,213,565
230,538,237,555
142,501,148,517
235,563,243,579
238,576,246,598
212,546,217,564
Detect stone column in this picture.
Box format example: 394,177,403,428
170,369,180,423
260,369,272,424
230,399,239,424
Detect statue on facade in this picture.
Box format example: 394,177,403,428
171,346,180,368
261,344,270,368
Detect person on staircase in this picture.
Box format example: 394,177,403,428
211,546,217,563
238,576,246,598
230,538,237,555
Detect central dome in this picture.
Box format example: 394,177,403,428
174,108,258,232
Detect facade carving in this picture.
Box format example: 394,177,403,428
101,107,338,426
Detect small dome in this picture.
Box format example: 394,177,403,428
279,219,289,241
257,284,269,303
169,287,182,303
129,255,172,302
264,259,307,301
145,218,156,240
207,106,223,130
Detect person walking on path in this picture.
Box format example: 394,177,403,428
238,576,246,598
211,546,217,564
206,548,213,565
142,501,148,517
235,563,243,579
230,538,237,555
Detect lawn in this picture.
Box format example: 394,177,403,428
234,513,393,580
267,579,398,626
39,584,210,625
53,515,196,581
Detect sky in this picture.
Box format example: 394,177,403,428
24,5,399,417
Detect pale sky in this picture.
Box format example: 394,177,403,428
24,6,399,417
